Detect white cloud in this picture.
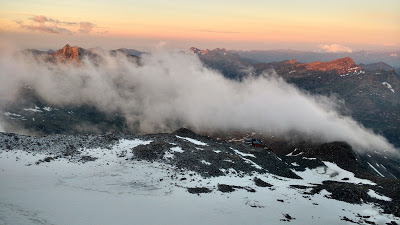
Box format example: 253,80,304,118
0,49,396,153
320,44,352,53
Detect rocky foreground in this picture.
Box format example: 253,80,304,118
0,128,399,224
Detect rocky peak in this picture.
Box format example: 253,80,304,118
297,57,363,75
286,59,298,64
189,47,230,56
214,48,227,53
53,44,83,63
189,47,210,55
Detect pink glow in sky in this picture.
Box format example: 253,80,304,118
0,0,399,51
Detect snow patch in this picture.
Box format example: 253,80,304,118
295,161,375,185
367,190,391,201
176,135,208,146
382,82,395,93
200,160,211,165
230,147,255,158
242,158,263,170
170,146,184,153
3,112,22,117
43,107,53,112
163,151,174,159
24,107,42,112
367,162,385,177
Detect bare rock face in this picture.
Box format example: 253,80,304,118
189,47,209,55
285,59,298,64
52,44,84,63
297,57,362,75
188,47,251,80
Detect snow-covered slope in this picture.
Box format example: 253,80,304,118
0,129,399,225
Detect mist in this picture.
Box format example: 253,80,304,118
0,47,397,153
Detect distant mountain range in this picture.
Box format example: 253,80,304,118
232,49,400,69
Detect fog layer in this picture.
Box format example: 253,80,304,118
0,48,396,153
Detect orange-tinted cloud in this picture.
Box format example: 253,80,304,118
29,15,77,25
21,24,73,34
17,15,97,35
31,15,47,23
79,22,95,33
319,44,352,53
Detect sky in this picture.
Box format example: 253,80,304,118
0,0,399,51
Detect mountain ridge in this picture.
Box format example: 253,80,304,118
296,57,363,75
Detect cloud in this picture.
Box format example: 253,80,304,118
17,15,94,34
21,24,73,34
79,22,95,33
384,42,397,47
29,15,77,25
31,15,48,23
320,44,353,53
0,49,396,154
194,29,240,34
155,41,167,48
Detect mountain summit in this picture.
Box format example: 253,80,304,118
296,57,362,75
52,44,87,63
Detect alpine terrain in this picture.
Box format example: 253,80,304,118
1,128,399,224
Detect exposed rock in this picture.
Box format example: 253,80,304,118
311,181,370,204
254,177,273,187
218,184,235,193
131,140,171,161
280,213,295,222
187,187,212,194
52,44,83,63
296,57,362,75
217,184,255,193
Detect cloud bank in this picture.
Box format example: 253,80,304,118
0,48,396,153
16,15,96,34
320,44,353,53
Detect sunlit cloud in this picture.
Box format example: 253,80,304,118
384,42,397,47
194,29,241,34
21,24,73,35
155,41,167,48
79,22,95,33
31,15,47,23
319,44,352,53
16,15,96,35
29,15,77,25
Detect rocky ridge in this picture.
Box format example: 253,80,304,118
52,44,83,63
296,57,363,75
